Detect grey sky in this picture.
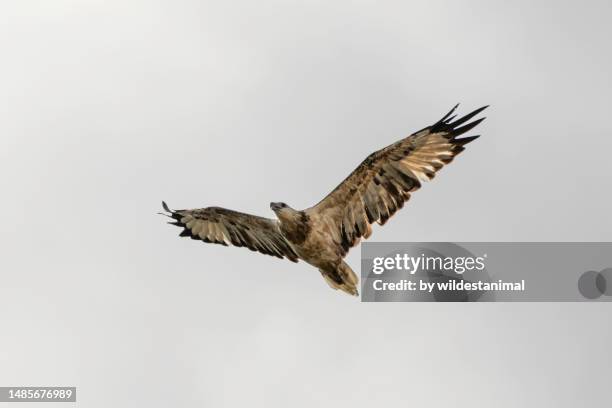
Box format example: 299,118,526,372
1,1,611,407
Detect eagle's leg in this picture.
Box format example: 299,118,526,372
318,261,359,297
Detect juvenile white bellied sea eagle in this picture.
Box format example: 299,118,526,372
161,105,487,296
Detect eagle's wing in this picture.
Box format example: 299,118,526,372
161,202,299,262
307,105,487,256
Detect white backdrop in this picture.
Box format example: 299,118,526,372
1,1,611,407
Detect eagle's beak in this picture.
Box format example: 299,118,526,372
270,202,282,211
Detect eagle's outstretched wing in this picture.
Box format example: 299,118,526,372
307,105,487,256
160,202,299,262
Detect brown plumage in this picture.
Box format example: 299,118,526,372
161,104,487,296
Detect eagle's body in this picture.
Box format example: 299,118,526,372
161,105,487,296
276,208,359,294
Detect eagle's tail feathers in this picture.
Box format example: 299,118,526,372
319,262,359,297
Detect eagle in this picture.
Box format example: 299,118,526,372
161,104,487,296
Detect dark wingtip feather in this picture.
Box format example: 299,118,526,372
451,117,486,137
162,201,171,213
447,105,488,128
431,104,488,135
454,135,480,146
439,103,460,123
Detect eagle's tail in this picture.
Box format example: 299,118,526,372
319,261,359,297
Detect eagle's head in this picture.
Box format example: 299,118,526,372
270,202,300,221
270,202,308,238
271,202,299,225
270,202,293,214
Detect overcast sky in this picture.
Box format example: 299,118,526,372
1,1,611,407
